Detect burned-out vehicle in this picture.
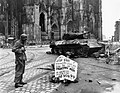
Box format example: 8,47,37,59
50,32,103,57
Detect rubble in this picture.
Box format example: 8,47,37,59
49,73,78,86
49,75,60,83
111,78,117,81
85,79,93,83
96,80,114,88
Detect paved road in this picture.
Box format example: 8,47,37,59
0,46,60,93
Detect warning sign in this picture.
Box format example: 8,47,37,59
55,55,78,81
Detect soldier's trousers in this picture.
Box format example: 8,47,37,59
14,58,25,84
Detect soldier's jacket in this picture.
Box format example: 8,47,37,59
12,40,27,61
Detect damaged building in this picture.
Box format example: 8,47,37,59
0,0,102,44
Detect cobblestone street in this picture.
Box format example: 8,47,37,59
0,46,60,93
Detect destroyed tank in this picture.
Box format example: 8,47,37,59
50,32,102,57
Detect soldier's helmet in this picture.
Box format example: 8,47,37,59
20,34,27,41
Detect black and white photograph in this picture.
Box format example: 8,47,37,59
0,0,120,93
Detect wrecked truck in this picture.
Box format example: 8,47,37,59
49,32,103,57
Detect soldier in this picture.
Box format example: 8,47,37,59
12,34,27,88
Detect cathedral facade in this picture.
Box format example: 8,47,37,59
1,0,102,44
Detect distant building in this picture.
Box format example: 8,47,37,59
102,34,107,40
114,21,120,41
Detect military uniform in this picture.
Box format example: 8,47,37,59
12,34,27,88
12,40,27,84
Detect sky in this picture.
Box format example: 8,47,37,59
102,0,120,40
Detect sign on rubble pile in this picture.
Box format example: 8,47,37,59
55,55,78,81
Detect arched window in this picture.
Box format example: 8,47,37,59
39,12,45,32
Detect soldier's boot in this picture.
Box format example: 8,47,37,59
20,81,27,85
15,83,23,88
